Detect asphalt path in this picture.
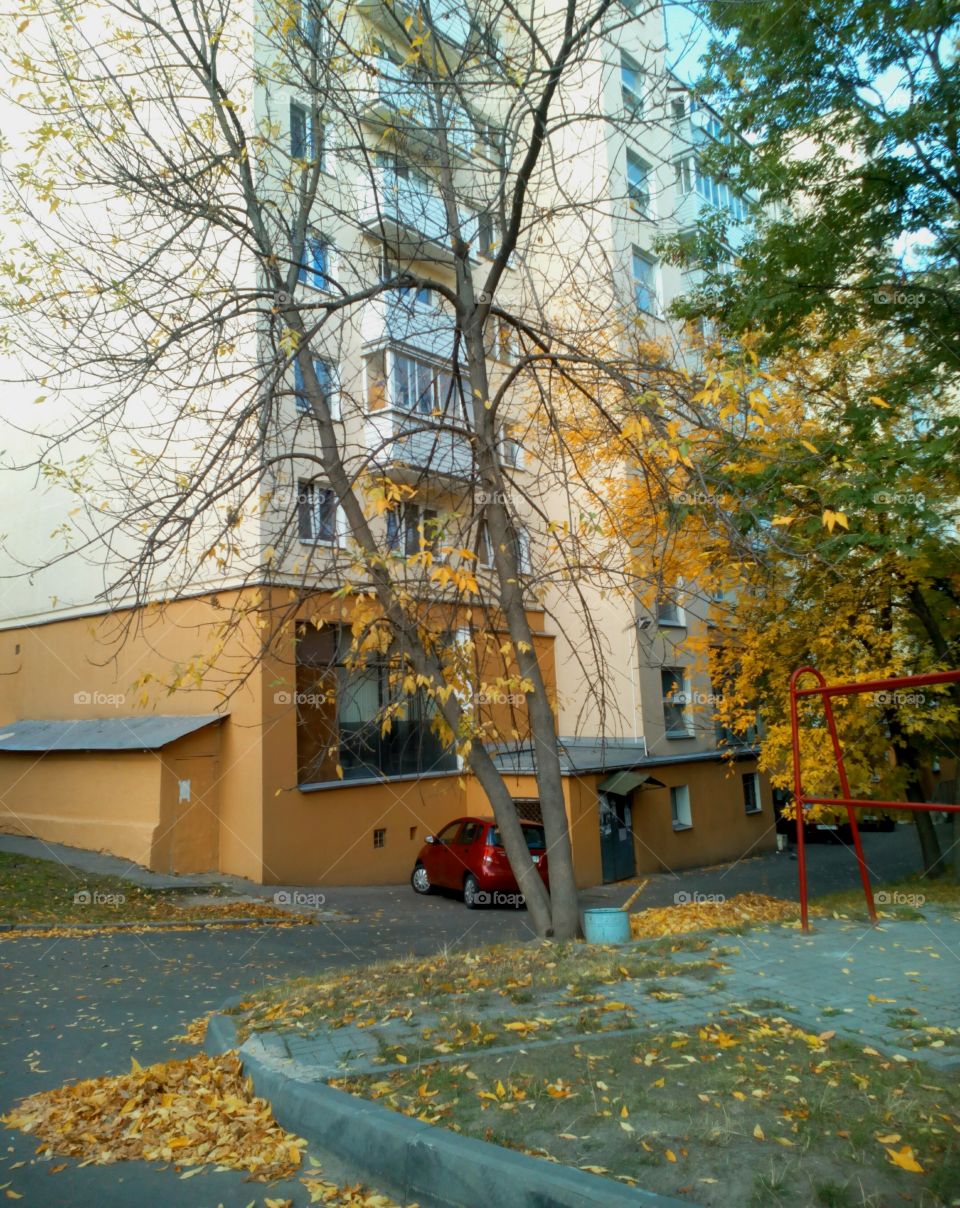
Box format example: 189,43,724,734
0,825,943,1206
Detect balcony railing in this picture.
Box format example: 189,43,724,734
366,58,475,157
366,406,474,479
361,294,460,363
359,168,479,259
357,0,472,48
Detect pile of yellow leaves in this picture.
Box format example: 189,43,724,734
629,892,798,938
1,1052,305,1180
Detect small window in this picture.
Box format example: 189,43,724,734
632,248,659,315
671,96,686,122
626,150,651,215
409,826,417,840
510,525,530,574
294,356,339,418
621,51,643,116
373,827,386,848
501,434,523,468
298,482,339,544
676,158,694,194
298,232,331,291
670,785,692,829
662,667,692,737
656,596,685,626
743,772,762,814
290,99,322,166
478,212,500,258
476,521,494,568
387,504,439,557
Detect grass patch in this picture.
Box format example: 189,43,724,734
333,1015,960,1207
228,941,726,1043
0,852,294,927
813,876,960,921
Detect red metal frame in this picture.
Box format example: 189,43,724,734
789,666,960,930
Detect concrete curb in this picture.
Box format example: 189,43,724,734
0,917,311,934
205,1013,692,1208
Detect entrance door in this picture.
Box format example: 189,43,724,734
599,792,637,883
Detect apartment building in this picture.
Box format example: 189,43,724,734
0,0,773,887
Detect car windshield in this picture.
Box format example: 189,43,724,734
486,825,546,850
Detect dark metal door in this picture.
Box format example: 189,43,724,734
599,792,636,883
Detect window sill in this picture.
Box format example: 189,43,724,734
298,538,340,548
744,808,763,816
665,731,697,740
672,823,694,832
656,619,687,628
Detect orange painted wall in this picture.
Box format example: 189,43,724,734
0,592,265,881
0,749,162,868
629,759,775,874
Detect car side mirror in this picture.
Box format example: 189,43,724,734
425,834,436,844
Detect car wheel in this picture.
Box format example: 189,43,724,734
411,864,432,895
463,874,482,909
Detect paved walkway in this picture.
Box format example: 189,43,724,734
238,910,960,1085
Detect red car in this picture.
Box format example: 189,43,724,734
410,815,549,908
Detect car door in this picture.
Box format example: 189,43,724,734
429,820,464,888
450,819,484,887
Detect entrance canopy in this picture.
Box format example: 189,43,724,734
597,769,665,795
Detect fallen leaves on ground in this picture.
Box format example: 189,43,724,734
629,892,798,937
2,1051,305,1179
170,1014,210,1046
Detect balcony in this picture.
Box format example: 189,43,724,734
359,167,479,261
366,407,474,479
363,58,475,159
361,294,460,363
357,0,472,49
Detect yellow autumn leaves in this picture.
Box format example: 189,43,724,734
2,1052,304,1181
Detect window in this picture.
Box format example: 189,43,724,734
391,351,455,415
743,771,762,814
632,248,659,315
476,521,494,568
298,232,331,291
290,100,322,166
373,827,386,848
293,356,339,418
656,595,685,626
670,785,692,829
621,52,643,115
510,525,531,574
501,433,523,468
677,156,748,222
295,624,458,783
297,482,339,544
487,318,517,364
661,667,693,736
289,0,323,49
626,150,651,215
671,96,686,122
478,212,500,257
387,504,439,556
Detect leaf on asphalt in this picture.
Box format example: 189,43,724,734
0,1051,306,1180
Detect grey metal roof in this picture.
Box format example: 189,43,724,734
491,737,759,777
0,715,225,753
